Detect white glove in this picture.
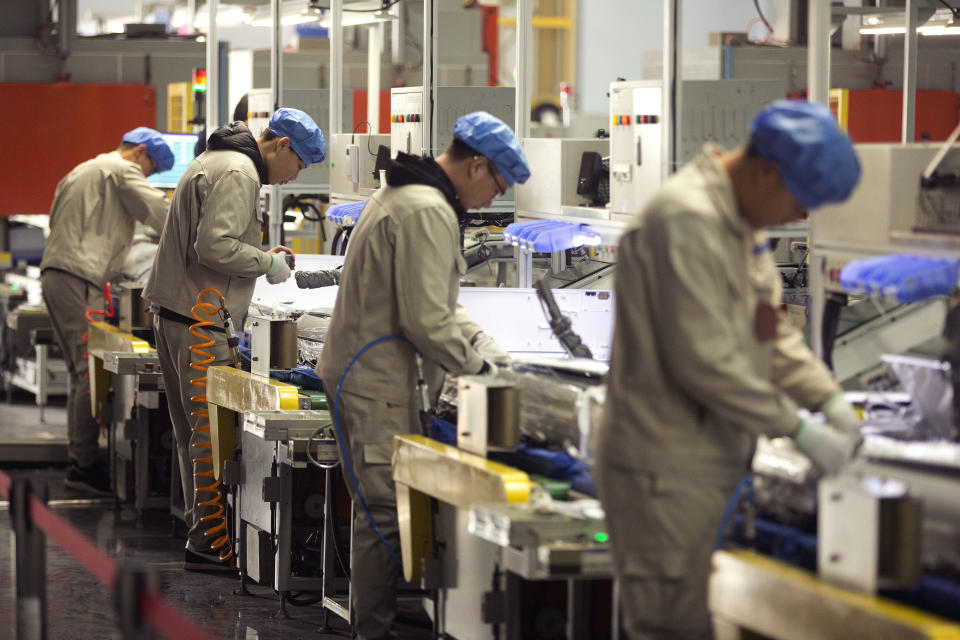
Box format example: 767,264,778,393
477,360,499,377
792,418,858,476
266,253,292,284
822,394,861,434
472,332,510,366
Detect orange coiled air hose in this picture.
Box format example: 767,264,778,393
189,287,233,564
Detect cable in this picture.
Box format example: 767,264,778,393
753,0,773,33
534,278,593,359
332,334,417,566
342,0,401,12
188,288,234,565
939,0,960,21
352,121,378,156
306,425,340,469
713,473,755,550
82,282,115,351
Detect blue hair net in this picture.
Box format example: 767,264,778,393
749,100,860,209
452,111,530,186
268,108,326,166
122,127,174,173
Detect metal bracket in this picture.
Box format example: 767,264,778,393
262,476,283,503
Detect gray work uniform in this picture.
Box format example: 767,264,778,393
40,151,168,468
595,146,840,640
144,144,271,552
318,183,484,640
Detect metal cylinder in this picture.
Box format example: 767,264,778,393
488,386,520,449
270,320,298,370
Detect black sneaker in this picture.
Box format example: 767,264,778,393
184,548,237,573
64,462,111,496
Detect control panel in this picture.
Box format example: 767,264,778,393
609,80,663,222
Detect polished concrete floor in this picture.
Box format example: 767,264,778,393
0,394,434,639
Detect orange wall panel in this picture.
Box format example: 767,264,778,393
845,89,959,143
351,89,393,136
0,83,157,216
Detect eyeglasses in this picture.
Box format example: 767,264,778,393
485,160,508,199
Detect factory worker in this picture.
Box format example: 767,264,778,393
318,111,529,640
144,108,325,571
595,100,862,640
40,126,172,495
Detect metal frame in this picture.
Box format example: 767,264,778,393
809,1,927,358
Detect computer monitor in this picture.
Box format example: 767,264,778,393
147,133,198,189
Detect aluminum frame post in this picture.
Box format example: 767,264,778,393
330,0,344,136
422,0,438,155
515,0,533,139
205,0,219,133
808,0,833,358
662,0,680,176
902,0,918,143
268,0,283,248
367,23,381,134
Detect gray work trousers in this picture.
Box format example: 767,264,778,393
40,269,104,468
154,314,231,552
323,381,419,640
595,462,733,640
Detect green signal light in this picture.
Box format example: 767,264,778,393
594,532,609,543
10,284,18,289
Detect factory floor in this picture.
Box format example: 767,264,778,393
0,392,433,640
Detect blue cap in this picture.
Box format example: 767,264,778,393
122,127,174,173
452,111,530,186
268,108,326,165
749,100,860,209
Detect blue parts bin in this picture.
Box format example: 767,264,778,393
839,255,960,303
503,220,601,252
327,200,367,227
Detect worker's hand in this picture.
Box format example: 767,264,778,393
792,418,858,476
267,245,295,270
266,252,292,284
472,332,511,367
477,360,499,377
822,394,861,435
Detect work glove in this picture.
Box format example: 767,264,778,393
792,418,857,476
477,360,499,377
472,332,511,367
822,394,861,435
266,253,292,284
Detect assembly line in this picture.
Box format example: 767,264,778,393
2,1,960,640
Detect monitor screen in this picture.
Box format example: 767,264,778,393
147,133,198,189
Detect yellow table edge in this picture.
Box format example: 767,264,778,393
207,365,300,411
88,321,152,353
723,550,960,637
394,434,532,504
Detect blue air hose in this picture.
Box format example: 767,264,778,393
713,473,754,550
333,334,416,566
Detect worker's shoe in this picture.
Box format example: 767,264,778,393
63,461,111,496
184,548,238,573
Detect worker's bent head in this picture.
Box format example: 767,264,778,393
260,108,326,186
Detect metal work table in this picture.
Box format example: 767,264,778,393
709,550,960,640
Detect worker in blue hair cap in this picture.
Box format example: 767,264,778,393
145,106,325,571
595,99,862,640
317,110,529,639
40,126,173,496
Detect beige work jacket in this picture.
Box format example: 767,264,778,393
318,183,484,407
41,151,169,288
597,145,840,486
143,148,271,321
